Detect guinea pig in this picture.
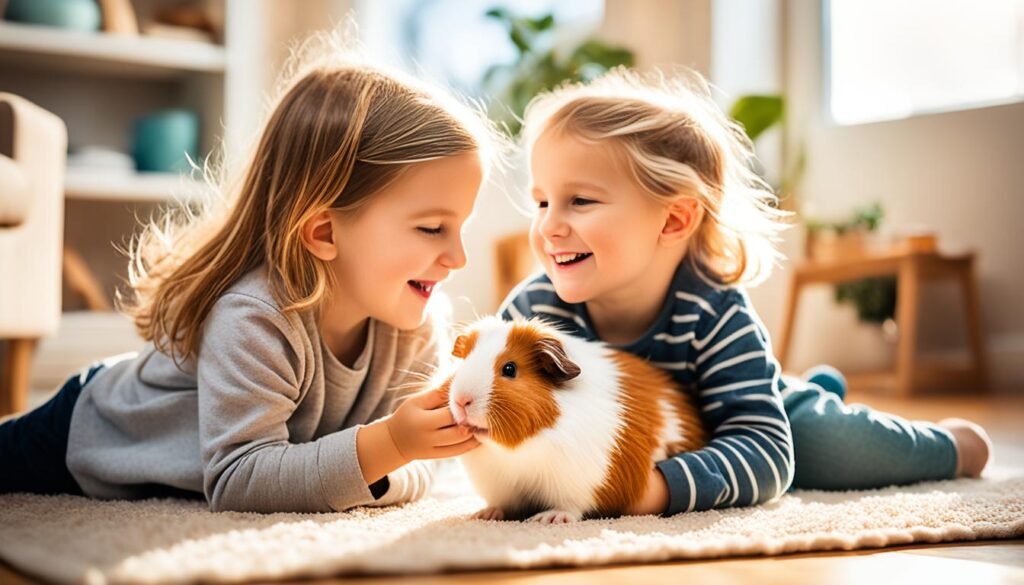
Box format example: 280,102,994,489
439,316,706,523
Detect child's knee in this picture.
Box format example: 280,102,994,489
784,383,845,423
802,364,846,401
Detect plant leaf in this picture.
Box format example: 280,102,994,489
729,95,784,142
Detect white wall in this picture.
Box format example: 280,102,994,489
600,0,711,74
224,0,353,169
781,0,1024,390
709,0,782,186
444,159,533,323
705,0,792,374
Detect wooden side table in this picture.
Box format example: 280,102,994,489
776,248,988,395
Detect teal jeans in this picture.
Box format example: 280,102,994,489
784,375,958,490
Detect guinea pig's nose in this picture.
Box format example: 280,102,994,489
456,395,473,409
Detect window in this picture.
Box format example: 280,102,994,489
355,0,603,95
825,0,1024,125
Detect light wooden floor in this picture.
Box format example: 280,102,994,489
2,390,1022,585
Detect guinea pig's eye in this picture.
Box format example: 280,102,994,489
501,361,517,378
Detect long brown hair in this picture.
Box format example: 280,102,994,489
119,43,494,364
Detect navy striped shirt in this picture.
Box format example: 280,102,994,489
499,260,795,516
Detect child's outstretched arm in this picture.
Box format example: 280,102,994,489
195,293,470,513
654,289,794,515
355,309,477,507
356,383,476,507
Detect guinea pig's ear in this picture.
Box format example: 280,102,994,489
452,334,471,359
535,337,581,384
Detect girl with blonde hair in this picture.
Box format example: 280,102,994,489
0,44,497,512
502,68,991,518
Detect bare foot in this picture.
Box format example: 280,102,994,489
939,418,993,478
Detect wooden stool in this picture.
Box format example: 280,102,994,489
0,249,113,417
0,339,36,416
776,248,988,395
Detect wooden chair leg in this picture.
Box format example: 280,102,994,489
895,259,920,396
63,247,113,311
960,260,989,393
1,338,37,416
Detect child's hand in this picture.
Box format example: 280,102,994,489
384,386,480,463
625,467,670,516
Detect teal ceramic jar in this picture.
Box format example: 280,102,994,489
4,0,102,32
132,109,200,173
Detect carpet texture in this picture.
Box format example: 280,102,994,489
1,463,1021,584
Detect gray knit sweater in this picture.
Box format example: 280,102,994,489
66,266,445,512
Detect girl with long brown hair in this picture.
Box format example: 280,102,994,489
0,46,498,513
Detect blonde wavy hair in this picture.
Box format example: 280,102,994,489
521,67,789,287
118,35,497,364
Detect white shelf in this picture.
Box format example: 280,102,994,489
65,169,207,203
0,21,226,77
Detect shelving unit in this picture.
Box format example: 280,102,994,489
0,6,231,199
65,168,205,203
0,20,226,76
0,0,240,387
2,0,347,390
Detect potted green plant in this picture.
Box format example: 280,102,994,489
806,203,898,326
481,8,634,136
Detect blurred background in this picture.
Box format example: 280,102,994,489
1,0,1022,407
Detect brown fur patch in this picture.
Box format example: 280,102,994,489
485,321,562,449
663,383,707,454
452,331,479,359
435,376,452,402
592,351,706,516
535,337,582,382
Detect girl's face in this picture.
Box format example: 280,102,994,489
529,130,671,305
330,152,483,330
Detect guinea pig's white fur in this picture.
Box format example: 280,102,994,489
442,316,705,523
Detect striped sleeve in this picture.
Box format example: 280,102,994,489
499,290,529,321
499,277,553,322
655,289,794,515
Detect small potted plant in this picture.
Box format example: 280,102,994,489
805,203,899,334
804,202,883,263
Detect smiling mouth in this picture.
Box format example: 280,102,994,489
553,252,592,266
408,280,435,298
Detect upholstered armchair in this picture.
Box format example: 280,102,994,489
0,93,67,416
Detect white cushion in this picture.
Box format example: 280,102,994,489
0,92,67,338
0,154,29,227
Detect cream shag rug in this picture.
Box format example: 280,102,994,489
1,463,1022,585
